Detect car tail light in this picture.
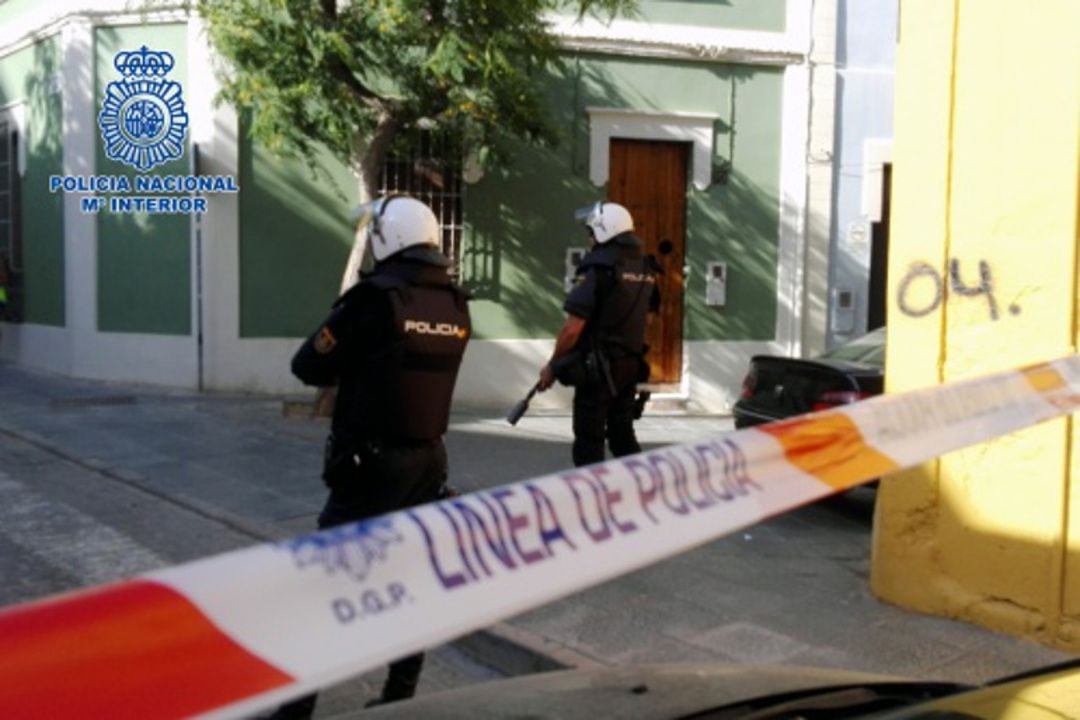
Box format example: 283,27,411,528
812,390,873,411
740,368,757,399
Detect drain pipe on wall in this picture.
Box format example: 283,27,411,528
192,142,205,392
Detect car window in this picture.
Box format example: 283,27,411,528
822,328,886,364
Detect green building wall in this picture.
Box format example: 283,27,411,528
463,54,784,342
687,67,783,342
0,38,65,326
237,126,357,338
94,24,191,336
230,1,787,344
632,0,786,30
0,0,782,38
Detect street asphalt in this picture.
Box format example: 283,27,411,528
0,362,1073,718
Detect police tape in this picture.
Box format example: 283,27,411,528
1,357,1078,718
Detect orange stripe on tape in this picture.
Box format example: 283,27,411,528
0,579,293,719
1021,363,1067,393
759,412,900,491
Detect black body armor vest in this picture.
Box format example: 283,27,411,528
345,263,471,442
581,242,657,357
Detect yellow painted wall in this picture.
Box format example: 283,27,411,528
871,0,1080,648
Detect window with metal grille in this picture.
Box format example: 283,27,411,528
378,131,464,275
0,119,22,322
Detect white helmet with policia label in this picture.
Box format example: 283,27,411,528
574,201,634,244
351,194,448,265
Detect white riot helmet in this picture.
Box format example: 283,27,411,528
574,201,634,244
352,194,441,263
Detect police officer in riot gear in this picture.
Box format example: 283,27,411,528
537,201,660,466
275,194,471,718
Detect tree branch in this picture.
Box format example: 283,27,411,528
358,112,401,193
330,59,386,112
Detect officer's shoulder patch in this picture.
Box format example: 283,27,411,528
314,326,337,354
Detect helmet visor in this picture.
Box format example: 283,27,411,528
573,202,602,224
350,199,384,229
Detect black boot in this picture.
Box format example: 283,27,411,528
366,653,424,707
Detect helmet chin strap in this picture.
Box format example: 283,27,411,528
371,194,403,258
592,202,606,235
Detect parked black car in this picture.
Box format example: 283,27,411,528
363,658,1080,719
733,327,885,429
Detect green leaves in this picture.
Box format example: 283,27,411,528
198,0,637,175
426,31,467,83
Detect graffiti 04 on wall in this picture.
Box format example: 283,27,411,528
897,258,1023,322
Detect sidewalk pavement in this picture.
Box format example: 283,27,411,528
0,363,1072,716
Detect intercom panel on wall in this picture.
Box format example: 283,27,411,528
705,261,727,307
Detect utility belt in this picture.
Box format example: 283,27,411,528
551,339,652,417
322,434,376,490
551,345,611,392
552,339,650,393
321,432,439,490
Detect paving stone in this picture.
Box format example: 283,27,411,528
682,622,812,665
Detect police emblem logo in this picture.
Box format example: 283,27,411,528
314,326,337,354
98,46,189,172
283,517,404,583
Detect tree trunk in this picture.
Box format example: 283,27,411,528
339,113,401,293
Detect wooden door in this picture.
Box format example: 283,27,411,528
608,139,687,385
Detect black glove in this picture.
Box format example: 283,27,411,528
321,434,377,490
632,391,651,420
437,484,461,500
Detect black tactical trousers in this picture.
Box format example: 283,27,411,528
571,357,642,467
269,440,448,719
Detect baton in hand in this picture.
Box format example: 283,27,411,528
507,383,541,426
